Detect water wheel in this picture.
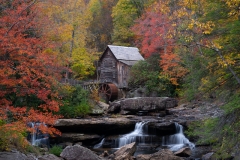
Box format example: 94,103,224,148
99,83,118,102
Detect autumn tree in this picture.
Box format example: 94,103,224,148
132,1,188,86
112,0,154,46
40,0,97,79
176,1,240,157
195,0,240,93
164,0,240,99
0,0,62,150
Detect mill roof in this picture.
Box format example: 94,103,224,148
106,45,144,61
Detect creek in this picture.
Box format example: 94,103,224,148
92,121,194,156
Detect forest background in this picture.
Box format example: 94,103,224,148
0,0,240,158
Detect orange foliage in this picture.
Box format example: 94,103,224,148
0,0,62,136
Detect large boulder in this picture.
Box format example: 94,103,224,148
0,151,62,160
97,101,109,111
0,151,32,160
109,142,136,160
60,144,100,160
174,147,191,157
38,154,62,160
136,149,184,160
108,97,178,114
55,117,136,135
108,101,121,113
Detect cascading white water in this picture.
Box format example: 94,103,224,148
162,123,195,151
29,122,49,147
117,121,148,148
93,121,156,149
94,138,105,148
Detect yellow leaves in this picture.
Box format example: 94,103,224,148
212,41,223,50
225,0,240,6
176,8,189,18
60,84,76,96
158,1,170,14
184,35,194,43
172,23,177,27
71,48,96,79
187,18,215,34
39,0,93,73
58,24,74,41
201,21,215,34
187,21,194,30
187,19,215,34
217,54,236,68
225,0,240,19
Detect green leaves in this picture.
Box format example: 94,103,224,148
112,0,149,46
129,54,176,96
58,85,91,118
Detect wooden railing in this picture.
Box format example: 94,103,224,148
60,78,100,91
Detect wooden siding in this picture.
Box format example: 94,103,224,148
117,61,130,88
98,46,143,89
99,49,118,84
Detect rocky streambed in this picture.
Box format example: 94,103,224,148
0,97,224,160
50,97,223,160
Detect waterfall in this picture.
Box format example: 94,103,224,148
116,121,149,148
28,122,49,147
93,121,158,149
162,123,195,151
94,138,105,148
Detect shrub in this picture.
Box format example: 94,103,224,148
49,145,63,157
58,85,91,118
0,122,29,152
128,54,176,97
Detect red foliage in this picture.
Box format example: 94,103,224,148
0,0,61,136
131,3,187,85
132,6,174,58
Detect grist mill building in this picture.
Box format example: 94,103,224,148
97,45,144,101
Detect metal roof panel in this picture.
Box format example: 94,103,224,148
108,45,144,61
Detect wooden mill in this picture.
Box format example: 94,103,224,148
97,45,144,101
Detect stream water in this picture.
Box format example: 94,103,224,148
162,122,195,151
93,121,195,156
116,121,149,148
28,122,49,147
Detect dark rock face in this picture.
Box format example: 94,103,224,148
60,144,100,160
108,142,136,160
60,133,101,143
54,118,136,135
148,121,177,136
108,97,178,114
136,149,184,160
